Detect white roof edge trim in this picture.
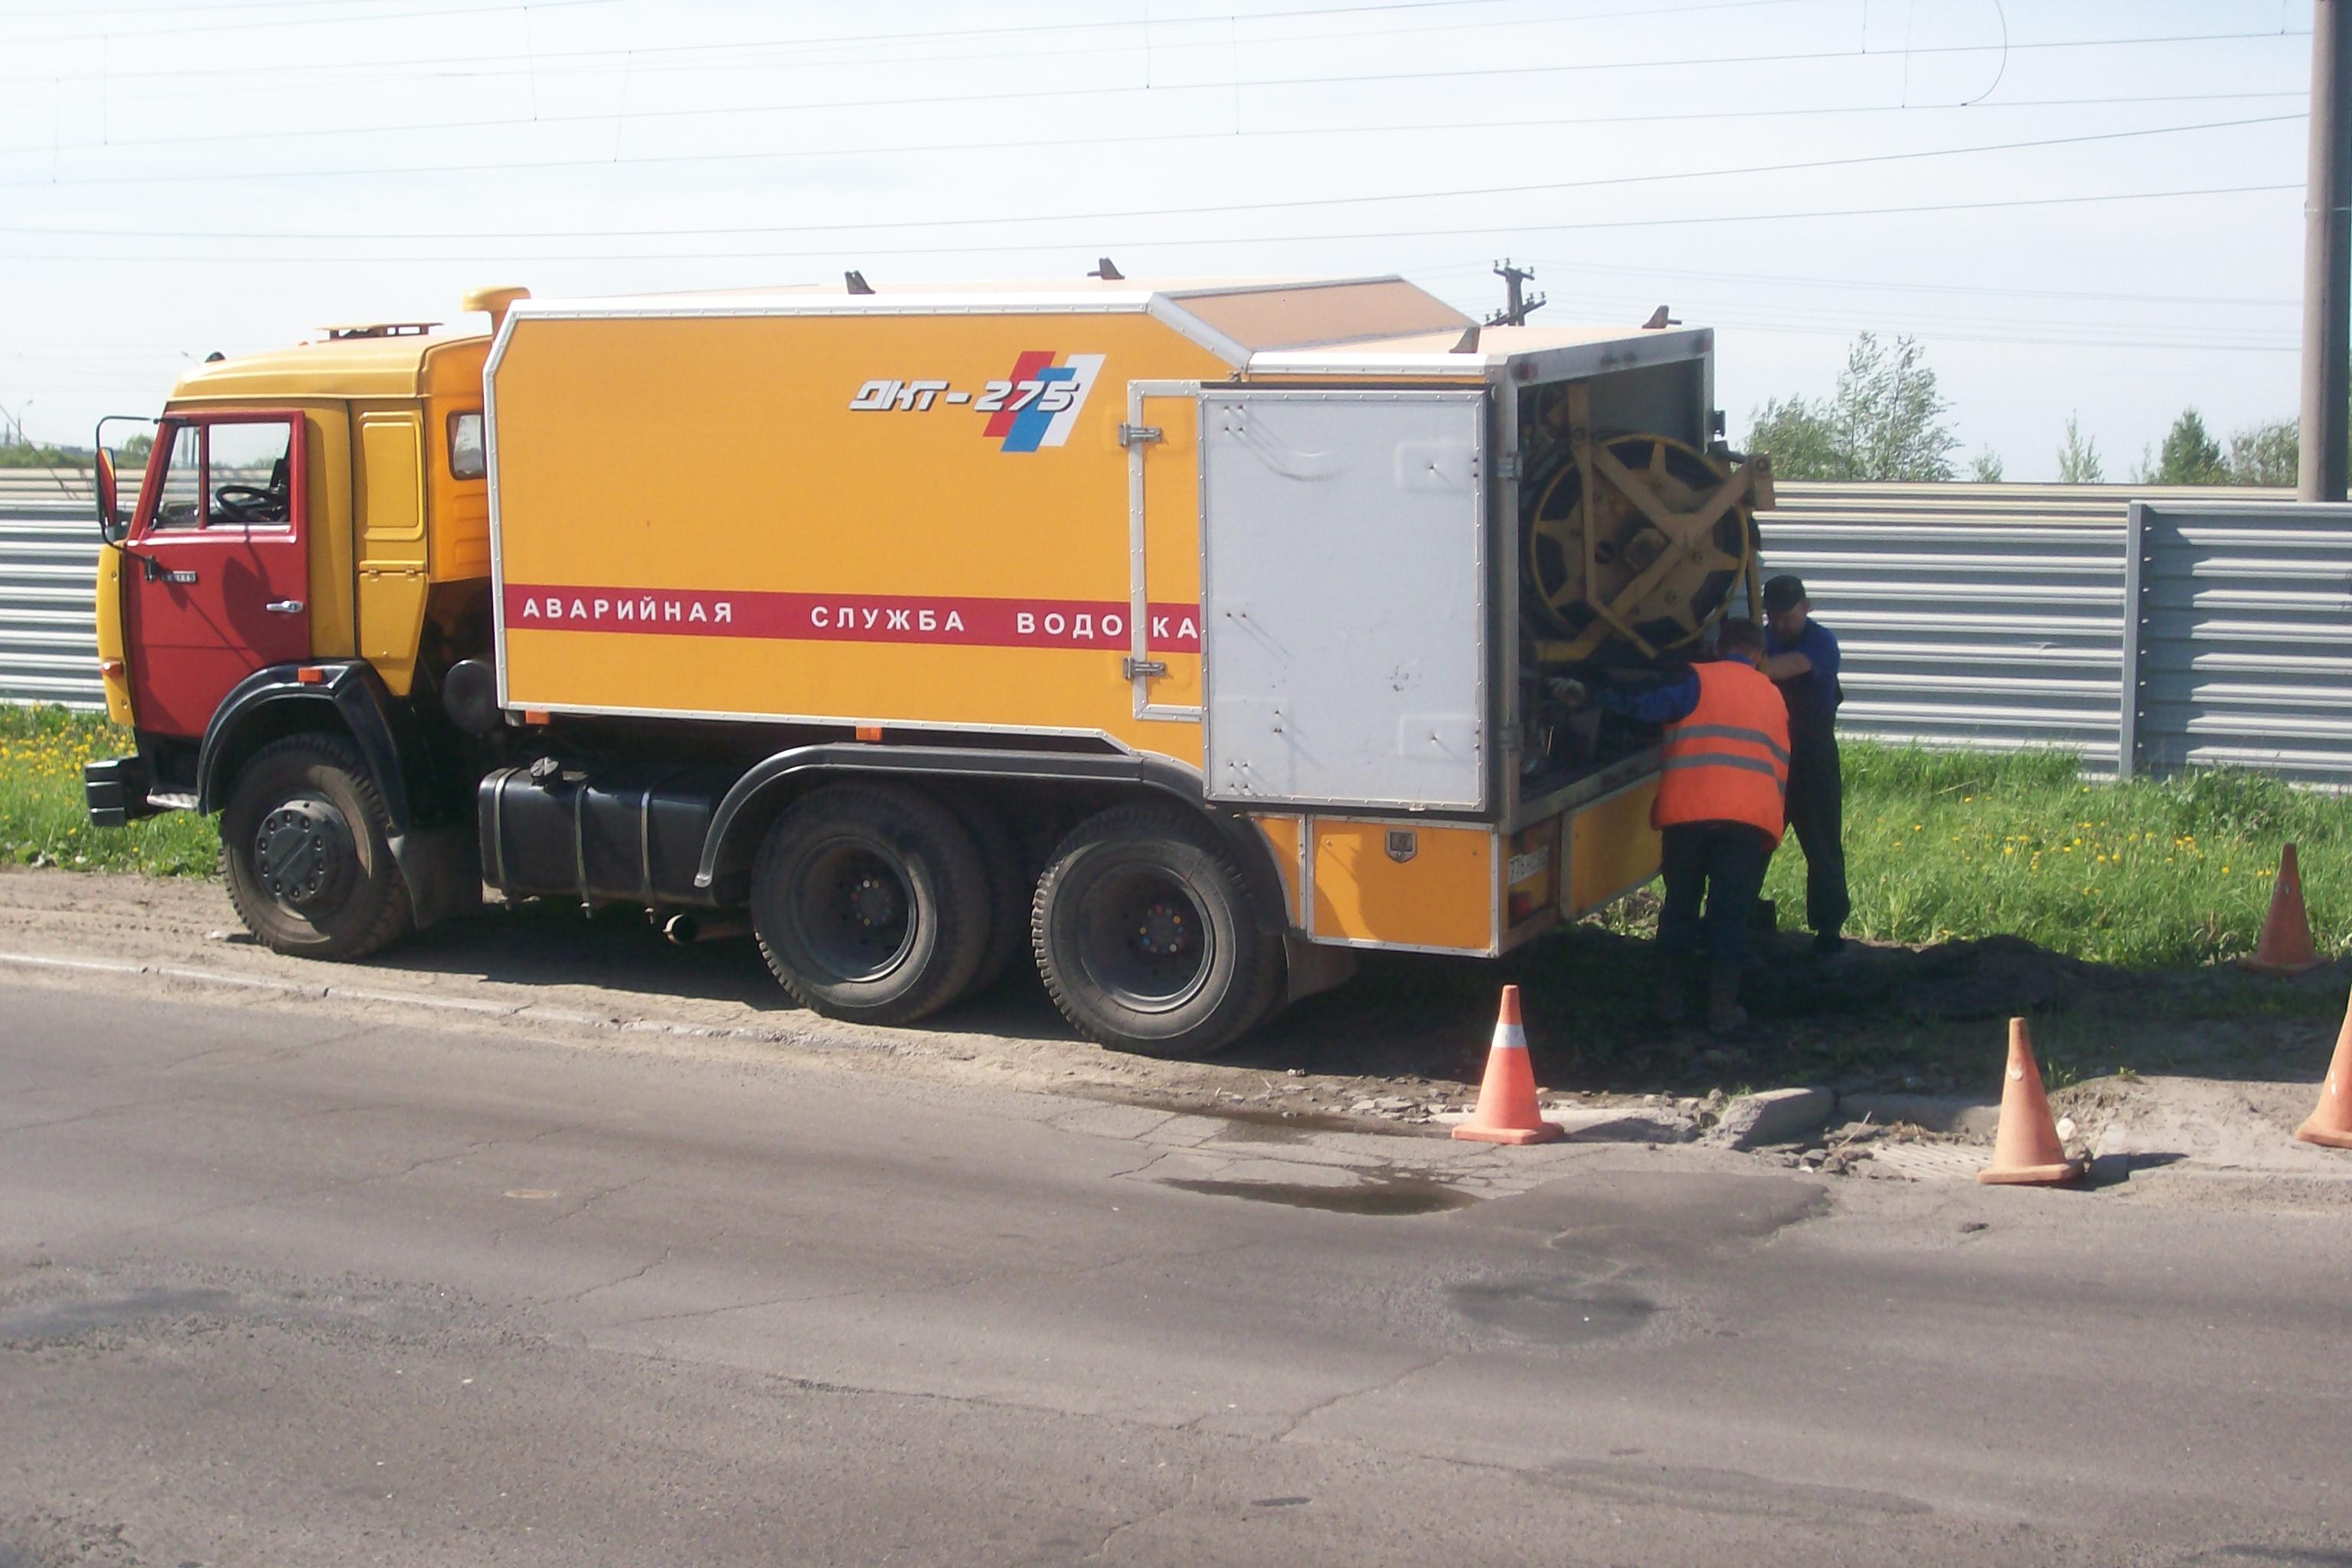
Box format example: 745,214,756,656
1155,274,1407,299
1246,351,1505,373
506,291,1163,319
1144,295,1250,368
505,289,1256,370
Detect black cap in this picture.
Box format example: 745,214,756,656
1762,574,1808,612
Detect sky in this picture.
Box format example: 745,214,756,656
0,0,2318,479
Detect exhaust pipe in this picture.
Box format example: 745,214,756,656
662,911,749,946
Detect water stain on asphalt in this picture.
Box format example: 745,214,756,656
1158,1173,1478,1216
1200,1105,1364,1143
1524,1459,1931,1520
0,1287,237,1344
1443,1277,1658,1344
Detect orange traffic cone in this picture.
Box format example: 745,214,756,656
1452,985,1561,1145
2295,990,2352,1150
1977,1018,2085,1185
2240,843,2324,976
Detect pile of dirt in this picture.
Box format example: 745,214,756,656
1751,934,2105,1021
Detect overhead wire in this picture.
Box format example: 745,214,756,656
0,24,2311,165
0,0,1799,82
0,113,2301,241
0,181,2299,265
0,88,2307,189
0,0,618,44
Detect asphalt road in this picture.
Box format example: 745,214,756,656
3,981,2348,1567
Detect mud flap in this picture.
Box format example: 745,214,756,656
392,823,482,931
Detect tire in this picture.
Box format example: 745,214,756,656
220,733,413,960
939,790,1029,998
750,783,989,1024
1031,804,1283,1058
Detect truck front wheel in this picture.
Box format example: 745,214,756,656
750,784,989,1024
1031,805,1283,1058
220,733,413,960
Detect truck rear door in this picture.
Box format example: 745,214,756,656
123,412,312,738
1198,389,1488,812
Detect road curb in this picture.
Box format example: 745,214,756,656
0,947,862,1051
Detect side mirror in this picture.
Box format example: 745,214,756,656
93,414,152,544
94,447,121,541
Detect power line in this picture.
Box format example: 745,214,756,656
1516,259,2297,310
0,114,2298,242
0,0,1811,126
0,25,2309,165
0,181,2298,265
0,0,1759,78
0,0,1815,114
0,88,2305,190
0,0,616,44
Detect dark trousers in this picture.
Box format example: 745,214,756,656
1658,822,1772,978
1784,728,1851,938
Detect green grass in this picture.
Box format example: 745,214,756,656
2,710,2345,976
1762,742,2349,970
0,706,217,874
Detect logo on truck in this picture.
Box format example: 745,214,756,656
846,351,1105,452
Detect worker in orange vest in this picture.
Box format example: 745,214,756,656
1560,618,1791,1031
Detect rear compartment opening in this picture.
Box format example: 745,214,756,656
1510,368,1769,807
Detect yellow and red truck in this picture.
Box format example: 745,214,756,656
84,274,1767,1055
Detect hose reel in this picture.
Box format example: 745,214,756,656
1520,385,1772,666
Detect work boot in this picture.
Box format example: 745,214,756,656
1655,963,1690,1028
1705,970,1749,1034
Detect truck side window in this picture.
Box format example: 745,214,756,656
148,424,204,530
206,420,295,526
448,411,485,480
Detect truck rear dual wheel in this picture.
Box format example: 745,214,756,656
1031,805,1284,1059
940,791,1029,997
750,784,990,1025
220,733,413,961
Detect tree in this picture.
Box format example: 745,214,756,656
2228,419,2298,486
2056,413,2103,484
2155,408,2228,485
1743,333,1960,481
1968,448,2005,482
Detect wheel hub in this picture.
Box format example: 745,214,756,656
255,796,355,913
844,871,903,932
1134,900,1193,959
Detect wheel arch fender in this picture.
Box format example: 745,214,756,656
694,743,1292,936
197,663,413,828
198,662,473,929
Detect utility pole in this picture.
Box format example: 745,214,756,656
1488,260,1545,327
2300,0,2352,501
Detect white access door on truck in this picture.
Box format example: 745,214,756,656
1198,388,1488,812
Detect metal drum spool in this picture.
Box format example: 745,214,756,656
1521,421,1772,666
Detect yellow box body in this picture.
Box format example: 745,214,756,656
491,308,1227,759
464,282,1669,956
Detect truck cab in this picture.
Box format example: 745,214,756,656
88,295,519,948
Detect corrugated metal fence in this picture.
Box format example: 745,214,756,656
1757,482,2145,771
0,470,103,710
2128,499,2352,785
9,470,2350,783
1756,482,2352,783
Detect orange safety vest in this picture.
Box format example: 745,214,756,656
1654,661,1792,844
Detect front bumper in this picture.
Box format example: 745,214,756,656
84,755,158,828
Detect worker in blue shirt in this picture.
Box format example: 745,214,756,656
1759,574,1851,959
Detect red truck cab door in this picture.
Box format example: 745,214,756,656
122,411,312,739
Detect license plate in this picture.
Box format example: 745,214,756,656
1508,848,1550,885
